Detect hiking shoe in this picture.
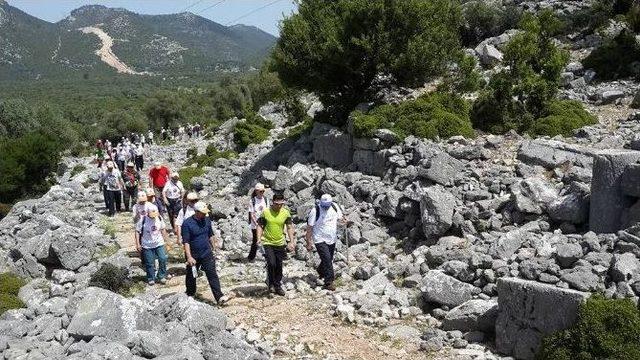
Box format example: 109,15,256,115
147,280,155,286
218,295,229,306
323,283,336,291
274,287,286,296
165,274,173,280
158,278,167,285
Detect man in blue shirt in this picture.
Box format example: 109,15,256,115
182,201,228,305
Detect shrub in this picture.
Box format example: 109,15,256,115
582,30,640,80
283,93,311,127
0,293,24,315
0,272,26,296
351,91,474,140
271,0,463,122
628,3,640,32
89,263,130,294
186,147,197,159
460,1,522,46
472,10,569,134
0,203,11,220
285,117,314,141
528,100,598,137
70,164,86,177
233,119,272,151
537,295,640,360
178,166,205,190
185,144,237,168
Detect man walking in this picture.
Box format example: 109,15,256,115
256,194,296,296
149,161,170,213
182,201,229,305
99,161,124,216
247,183,269,262
175,192,199,245
122,162,140,212
134,143,145,171
163,172,184,233
135,204,169,285
306,194,344,291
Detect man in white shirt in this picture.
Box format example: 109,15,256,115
134,204,169,285
175,192,199,245
99,161,125,217
306,194,344,291
247,183,269,261
163,172,185,232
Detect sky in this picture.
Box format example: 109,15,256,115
6,0,298,36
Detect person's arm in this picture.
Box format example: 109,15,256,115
256,217,265,246
249,200,258,226
134,220,142,252
181,223,196,266
305,209,315,251
287,222,296,252
162,184,169,204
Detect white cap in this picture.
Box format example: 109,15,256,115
154,161,161,167
186,192,199,200
320,194,333,202
171,172,180,178
106,161,114,169
146,204,159,218
137,192,147,202
194,201,209,214
254,183,265,191
145,188,155,196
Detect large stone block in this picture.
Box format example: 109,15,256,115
590,149,640,233
353,149,387,177
517,139,595,169
495,278,589,360
621,163,640,197
312,123,353,168
421,270,478,307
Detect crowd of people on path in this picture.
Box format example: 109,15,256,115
160,123,203,142
98,136,348,306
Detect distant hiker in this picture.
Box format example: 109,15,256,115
182,201,228,305
95,140,105,168
247,183,269,262
161,127,167,141
135,204,169,285
99,161,124,216
175,192,199,245
148,130,154,145
140,133,146,146
116,146,129,172
132,191,149,224
306,194,345,291
149,161,170,213
145,187,166,219
256,194,296,296
122,162,141,212
163,172,185,232
134,143,145,171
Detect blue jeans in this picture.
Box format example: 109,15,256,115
142,245,168,282
315,242,336,285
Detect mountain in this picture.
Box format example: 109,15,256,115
0,2,277,80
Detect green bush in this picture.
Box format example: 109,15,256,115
0,293,24,315
528,100,598,137
178,166,205,190
283,93,311,127
460,1,522,47
185,144,237,168
582,31,640,80
233,120,272,150
351,91,474,140
628,3,640,32
89,263,131,294
472,10,570,134
537,295,640,360
271,0,463,122
0,272,26,296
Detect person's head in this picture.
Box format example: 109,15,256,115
145,187,155,200
171,173,180,182
126,162,135,170
320,194,333,209
193,201,209,219
137,191,147,204
272,194,286,211
154,161,162,169
106,161,114,171
186,192,199,206
146,204,159,220
254,183,265,198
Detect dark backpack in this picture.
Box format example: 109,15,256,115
314,203,340,222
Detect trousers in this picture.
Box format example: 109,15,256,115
264,245,286,289
315,242,336,285
141,245,168,282
185,252,224,302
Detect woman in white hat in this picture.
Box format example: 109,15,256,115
247,183,269,261
175,192,199,245
163,172,185,232
135,204,169,285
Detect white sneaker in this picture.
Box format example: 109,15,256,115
147,280,155,286
218,295,229,305
159,278,167,285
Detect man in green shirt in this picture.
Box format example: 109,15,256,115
256,193,296,296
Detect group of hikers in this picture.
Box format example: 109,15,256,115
95,134,151,171
160,123,203,141
99,147,347,305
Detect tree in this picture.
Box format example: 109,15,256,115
471,10,570,134
271,0,462,123
0,99,37,138
143,91,186,130
99,109,148,142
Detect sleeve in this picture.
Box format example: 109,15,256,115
175,210,184,227
162,183,168,195
181,221,191,244
248,198,255,213
307,207,316,227
157,218,166,230
135,218,143,233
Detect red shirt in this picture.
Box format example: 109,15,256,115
149,166,170,188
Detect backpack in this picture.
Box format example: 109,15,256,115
247,193,270,224
314,202,340,222
123,171,139,188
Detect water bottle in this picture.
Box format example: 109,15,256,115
191,265,198,278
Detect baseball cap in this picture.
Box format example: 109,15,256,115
126,162,134,167
254,183,266,191
186,192,199,201
320,194,333,207
194,201,209,214
154,161,161,167
146,204,159,218
273,194,286,205
145,188,155,197
171,172,180,178
137,192,147,202
106,161,114,169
